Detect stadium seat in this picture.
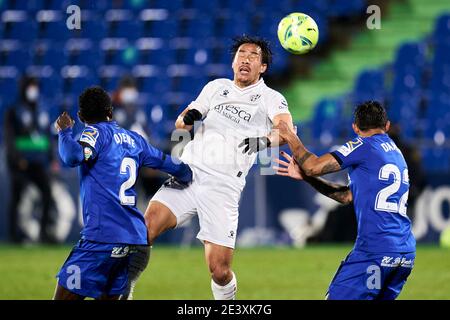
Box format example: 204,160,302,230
0,66,19,106
0,44,32,72
434,14,450,40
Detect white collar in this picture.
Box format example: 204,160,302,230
232,78,264,92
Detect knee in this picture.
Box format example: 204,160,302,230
209,262,232,286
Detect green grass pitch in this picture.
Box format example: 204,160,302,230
0,244,449,299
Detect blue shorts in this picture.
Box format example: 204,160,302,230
327,250,415,300
57,239,135,299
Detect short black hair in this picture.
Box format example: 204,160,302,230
231,35,273,71
354,101,388,131
78,86,113,123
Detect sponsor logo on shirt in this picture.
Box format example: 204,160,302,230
337,137,363,157
79,126,99,148
111,246,130,258
279,99,288,110
250,94,261,102
213,104,252,124
381,256,414,268
83,146,93,160
220,89,229,97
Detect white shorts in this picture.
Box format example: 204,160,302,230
150,167,243,249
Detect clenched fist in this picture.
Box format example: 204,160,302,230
55,111,75,132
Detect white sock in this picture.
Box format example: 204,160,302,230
211,271,237,300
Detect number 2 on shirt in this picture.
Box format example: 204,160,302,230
375,164,409,216
119,157,137,206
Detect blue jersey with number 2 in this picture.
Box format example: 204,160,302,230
331,133,416,253
58,121,191,245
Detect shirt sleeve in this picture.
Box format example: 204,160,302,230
267,91,290,121
58,128,85,167
330,137,368,169
78,125,102,161
187,81,216,116
140,138,192,183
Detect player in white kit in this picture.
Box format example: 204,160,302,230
144,36,294,299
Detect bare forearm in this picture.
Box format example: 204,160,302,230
303,175,352,204
286,137,318,173
267,131,287,147
285,136,341,177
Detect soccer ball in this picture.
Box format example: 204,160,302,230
277,12,319,55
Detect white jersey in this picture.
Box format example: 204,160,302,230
179,78,290,187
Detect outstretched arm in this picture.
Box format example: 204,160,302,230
273,151,353,205
275,120,341,177
239,113,295,155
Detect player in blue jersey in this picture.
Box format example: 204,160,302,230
52,87,192,300
273,101,416,300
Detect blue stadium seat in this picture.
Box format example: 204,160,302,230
150,0,184,11
394,43,426,70
2,20,37,41
220,14,251,38
138,46,175,66
0,67,19,106
180,16,214,38
0,46,31,72
141,19,179,38
139,73,170,95
68,46,103,71
71,19,107,40
40,75,63,97
325,0,365,17
354,69,385,102
61,65,98,94
191,0,220,12
312,98,344,143
434,14,450,40
108,20,143,40
172,46,209,67
421,146,450,173
38,20,68,42
33,46,67,69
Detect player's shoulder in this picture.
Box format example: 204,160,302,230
207,78,232,89
80,124,102,148
261,83,287,103
335,136,367,157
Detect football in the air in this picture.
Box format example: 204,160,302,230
277,12,319,55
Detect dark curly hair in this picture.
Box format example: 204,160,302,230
354,101,388,131
78,86,113,123
230,35,273,73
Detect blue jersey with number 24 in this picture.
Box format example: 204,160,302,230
331,133,416,253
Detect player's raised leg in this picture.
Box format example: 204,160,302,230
144,201,178,245
205,241,237,300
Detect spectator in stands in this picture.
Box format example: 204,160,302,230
4,76,56,243
112,76,150,140
112,76,164,203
